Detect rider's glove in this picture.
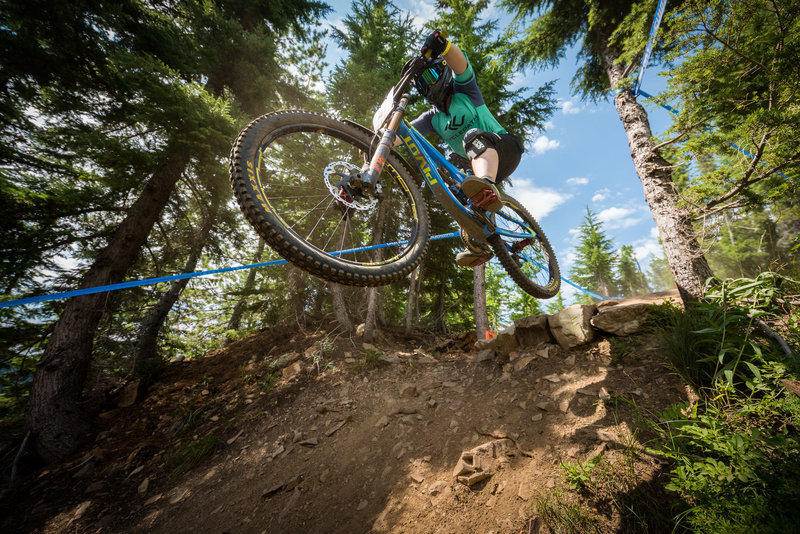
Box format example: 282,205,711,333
421,29,450,59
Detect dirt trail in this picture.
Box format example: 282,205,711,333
2,321,688,533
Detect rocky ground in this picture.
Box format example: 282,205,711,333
1,292,690,533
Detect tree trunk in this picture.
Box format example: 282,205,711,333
330,216,354,334
226,237,265,333
25,147,191,462
330,283,353,333
435,268,449,333
595,29,714,303
405,267,420,334
362,192,389,342
363,287,379,342
132,200,218,380
286,265,308,326
473,265,489,341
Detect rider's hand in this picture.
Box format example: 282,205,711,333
421,29,450,59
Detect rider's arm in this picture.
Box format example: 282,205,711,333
442,43,467,76
421,30,467,76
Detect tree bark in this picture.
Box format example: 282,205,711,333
595,29,714,303
330,216,354,334
132,199,218,380
473,265,489,341
363,287,379,342
362,192,389,342
330,283,353,334
435,268,449,333
405,267,420,334
25,146,191,462
286,265,308,326
226,237,265,333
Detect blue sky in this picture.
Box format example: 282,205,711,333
322,0,674,302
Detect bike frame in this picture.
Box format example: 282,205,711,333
362,55,539,255
395,120,536,248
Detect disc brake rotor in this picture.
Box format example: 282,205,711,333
324,161,377,211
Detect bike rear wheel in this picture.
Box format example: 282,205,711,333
488,193,561,298
229,111,429,286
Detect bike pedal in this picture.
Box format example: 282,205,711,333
470,190,502,212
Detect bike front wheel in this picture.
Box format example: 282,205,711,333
229,111,430,286
488,193,561,298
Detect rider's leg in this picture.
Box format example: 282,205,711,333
461,129,503,212
470,148,499,183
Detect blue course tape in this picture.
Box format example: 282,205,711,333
560,277,615,301
0,228,618,309
638,89,793,181
634,0,668,96
0,232,458,309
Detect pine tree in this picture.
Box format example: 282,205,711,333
501,0,715,303
13,0,328,462
658,1,800,218
617,244,650,297
328,0,419,124
648,254,675,291
570,207,619,299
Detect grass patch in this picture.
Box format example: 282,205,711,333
169,435,219,475
260,372,279,392
353,348,383,371
533,488,598,533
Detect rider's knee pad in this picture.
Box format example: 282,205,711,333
462,129,499,160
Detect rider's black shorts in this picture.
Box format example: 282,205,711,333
462,129,525,182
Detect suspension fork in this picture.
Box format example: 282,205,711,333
359,94,410,197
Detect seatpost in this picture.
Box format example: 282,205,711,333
361,94,410,191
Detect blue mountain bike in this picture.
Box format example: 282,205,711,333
229,54,560,298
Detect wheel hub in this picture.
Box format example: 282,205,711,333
324,161,377,211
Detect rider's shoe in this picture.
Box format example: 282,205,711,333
462,176,502,213
455,249,493,267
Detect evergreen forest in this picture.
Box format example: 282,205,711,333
1,1,799,532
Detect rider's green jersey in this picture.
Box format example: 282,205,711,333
410,54,507,158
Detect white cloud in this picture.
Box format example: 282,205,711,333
562,247,578,272
567,177,589,186
509,177,571,220
632,227,664,262
561,99,582,114
591,188,611,203
405,0,437,29
542,120,555,131
597,206,644,230
529,135,560,155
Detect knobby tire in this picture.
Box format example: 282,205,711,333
488,193,561,298
229,111,430,286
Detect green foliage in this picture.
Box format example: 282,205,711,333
261,372,279,392
650,272,800,532
647,253,675,291
617,244,650,297
328,0,419,124
533,488,599,533
169,435,220,475
0,0,331,403
570,207,619,298
654,273,798,392
560,457,600,491
546,291,566,314
658,0,800,216
502,0,651,100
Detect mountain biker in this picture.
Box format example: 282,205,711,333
409,30,525,267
